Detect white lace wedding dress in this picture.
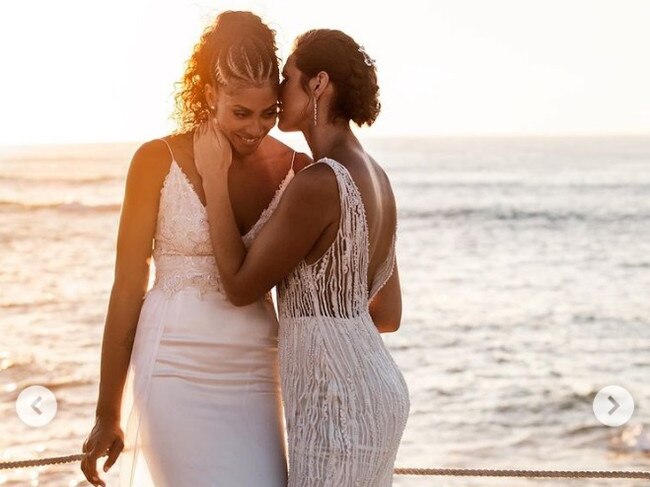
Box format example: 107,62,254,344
119,139,295,486
277,158,410,486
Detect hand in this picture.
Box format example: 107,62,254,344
193,119,233,181
81,417,124,487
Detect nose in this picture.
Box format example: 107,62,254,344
247,117,272,137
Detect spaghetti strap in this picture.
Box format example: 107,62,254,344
157,138,175,161
290,151,296,170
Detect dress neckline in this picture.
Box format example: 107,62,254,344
168,159,294,238
243,166,295,240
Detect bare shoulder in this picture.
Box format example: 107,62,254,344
287,161,338,197
281,161,339,216
127,138,174,190
367,153,391,181
293,152,312,172
265,135,313,171
368,155,396,200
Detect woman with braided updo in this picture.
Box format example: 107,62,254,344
195,29,409,486
81,11,309,487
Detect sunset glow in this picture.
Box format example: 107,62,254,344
1,0,649,145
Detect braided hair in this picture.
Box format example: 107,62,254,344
173,11,279,132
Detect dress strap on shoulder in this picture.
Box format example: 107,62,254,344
157,138,175,161
290,150,297,171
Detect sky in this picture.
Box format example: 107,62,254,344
0,0,649,145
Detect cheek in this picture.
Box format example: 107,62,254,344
216,112,244,133
283,87,302,113
263,116,278,130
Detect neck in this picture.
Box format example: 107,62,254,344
233,136,270,167
303,121,357,161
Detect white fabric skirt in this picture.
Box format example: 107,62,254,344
119,288,287,486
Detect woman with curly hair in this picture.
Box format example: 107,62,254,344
195,29,409,486
80,11,309,487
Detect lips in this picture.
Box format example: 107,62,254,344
237,134,261,146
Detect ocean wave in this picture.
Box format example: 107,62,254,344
40,376,96,391
0,174,121,184
399,180,650,191
400,207,650,222
0,353,34,373
0,298,59,309
0,200,121,213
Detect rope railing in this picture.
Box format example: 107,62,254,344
1,453,649,479
393,467,650,479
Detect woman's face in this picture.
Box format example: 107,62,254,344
278,55,311,132
213,82,279,156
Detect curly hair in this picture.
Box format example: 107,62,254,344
292,29,380,127
173,11,279,133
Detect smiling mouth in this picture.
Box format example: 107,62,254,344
238,135,260,145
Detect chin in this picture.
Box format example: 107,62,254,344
233,139,264,156
278,114,297,133
227,132,266,156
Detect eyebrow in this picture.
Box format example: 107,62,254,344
232,103,278,112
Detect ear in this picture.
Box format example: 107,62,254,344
309,71,329,100
204,83,219,113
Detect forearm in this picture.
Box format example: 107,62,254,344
95,281,148,420
203,177,249,299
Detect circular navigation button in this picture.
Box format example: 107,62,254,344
16,385,57,427
593,385,634,427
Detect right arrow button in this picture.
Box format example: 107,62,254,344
593,386,635,427
607,395,620,416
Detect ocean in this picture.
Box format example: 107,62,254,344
1,136,649,486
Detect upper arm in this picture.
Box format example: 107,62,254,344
232,164,338,303
369,262,402,333
113,140,170,288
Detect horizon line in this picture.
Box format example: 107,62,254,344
1,131,650,149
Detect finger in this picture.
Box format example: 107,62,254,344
82,453,98,484
85,445,108,484
209,117,221,137
207,121,222,149
102,437,124,473
81,455,102,487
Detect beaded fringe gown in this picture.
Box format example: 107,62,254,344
277,158,410,487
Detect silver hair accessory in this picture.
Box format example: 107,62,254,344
358,45,376,68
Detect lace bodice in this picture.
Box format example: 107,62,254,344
151,141,294,296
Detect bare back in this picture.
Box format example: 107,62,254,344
303,148,397,295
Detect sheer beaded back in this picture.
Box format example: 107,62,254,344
278,158,396,319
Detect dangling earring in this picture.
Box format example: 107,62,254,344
313,99,318,127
